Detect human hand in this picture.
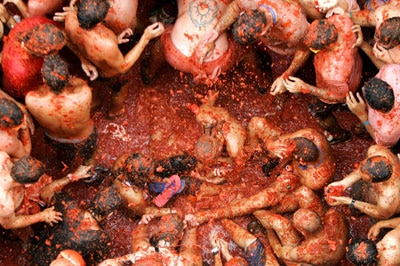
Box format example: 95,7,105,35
283,76,308,94
118,28,133,44
53,6,75,22
267,139,295,159
69,0,78,8
196,30,219,64
324,183,346,205
325,6,345,17
373,43,393,64
346,92,368,121
327,195,351,206
352,25,364,48
0,4,11,24
81,61,98,81
143,22,165,41
209,229,219,248
70,165,93,181
270,76,287,96
42,206,63,226
185,214,199,227
368,222,382,241
139,214,155,225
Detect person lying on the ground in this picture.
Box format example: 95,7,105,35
98,213,202,266
256,207,348,265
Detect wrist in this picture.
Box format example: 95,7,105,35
211,246,220,255
67,173,74,182
362,120,370,125
349,198,356,209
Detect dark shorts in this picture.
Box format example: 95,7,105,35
244,238,266,266
308,98,341,119
94,73,129,92
44,127,98,165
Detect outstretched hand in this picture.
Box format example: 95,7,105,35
195,30,219,64
143,22,165,41
270,76,287,96
352,25,364,48
70,165,93,181
118,28,133,44
346,92,367,120
53,6,76,22
42,206,63,226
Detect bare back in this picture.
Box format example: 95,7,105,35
170,0,230,60
65,11,125,78
25,77,93,140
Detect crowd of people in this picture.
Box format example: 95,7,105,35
0,0,399,265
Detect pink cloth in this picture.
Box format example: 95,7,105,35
367,64,400,147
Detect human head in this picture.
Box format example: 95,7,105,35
303,19,338,50
118,153,155,186
293,208,322,236
232,9,267,44
346,238,378,266
17,23,66,56
363,77,394,113
10,156,45,184
360,155,393,183
42,54,70,93
293,137,319,163
50,250,85,266
150,213,185,247
374,17,400,50
0,98,24,129
78,0,110,30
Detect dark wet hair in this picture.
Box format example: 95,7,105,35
363,77,394,113
150,213,185,245
78,0,110,30
346,238,378,266
360,155,393,183
232,9,267,44
293,137,319,162
0,98,24,128
42,54,70,93
304,19,338,50
375,17,400,50
10,156,45,184
113,153,155,188
154,154,197,178
17,23,66,56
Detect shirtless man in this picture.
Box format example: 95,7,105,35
68,0,138,35
199,0,311,95
60,0,164,118
98,213,202,266
0,96,32,159
347,217,400,265
185,127,331,226
283,15,362,144
0,151,91,236
256,208,348,265
190,91,247,167
346,64,400,154
25,54,97,166
325,144,400,219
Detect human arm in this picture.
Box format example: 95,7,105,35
372,43,397,65
346,9,376,27
352,25,385,69
40,165,92,204
325,170,362,205
0,3,17,28
3,0,29,18
345,92,376,141
0,206,62,229
118,22,164,73
117,28,133,44
368,217,400,240
270,48,311,96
